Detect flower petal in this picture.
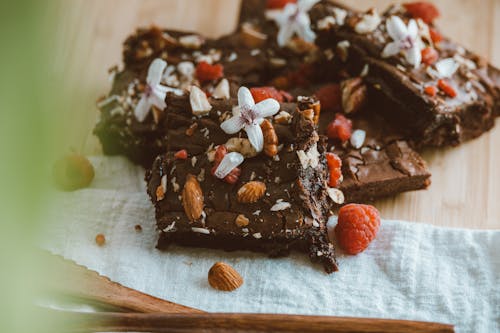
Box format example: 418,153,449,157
147,58,167,86
435,58,459,78
238,86,255,108
386,16,408,41
406,45,422,68
214,152,244,179
295,14,317,43
134,96,152,122
220,116,244,134
407,19,419,39
277,22,296,47
381,41,401,58
254,98,280,118
245,123,264,152
298,0,320,12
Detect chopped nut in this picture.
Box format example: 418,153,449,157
235,214,250,227
185,123,198,137
261,119,279,157
156,175,167,201
225,137,258,158
271,200,291,212
274,111,292,124
208,262,243,292
237,181,267,203
190,86,212,116
353,8,381,34
95,234,106,246
212,79,230,99
240,22,267,48
181,174,204,221
296,143,320,169
327,188,345,204
341,77,367,114
179,35,204,49
350,129,366,149
336,40,350,62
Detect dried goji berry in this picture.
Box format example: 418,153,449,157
421,47,439,65
438,79,457,98
326,152,342,188
315,84,342,113
326,114,353,142
403,2,440,24
195,61,224,83
429,27,443,44
250,87,284,103
335,204,380,255
424,85,437,97
267,0,296,9
174,149,188,160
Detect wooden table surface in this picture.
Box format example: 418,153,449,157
56,0,500,229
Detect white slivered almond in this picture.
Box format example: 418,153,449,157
190,86,212,116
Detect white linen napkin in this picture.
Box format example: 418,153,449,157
42,156,500,333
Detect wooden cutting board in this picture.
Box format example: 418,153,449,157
54,0,500,229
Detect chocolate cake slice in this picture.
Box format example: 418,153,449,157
146,93,339,273
308,1,500,147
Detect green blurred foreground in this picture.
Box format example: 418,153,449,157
0,1,74,332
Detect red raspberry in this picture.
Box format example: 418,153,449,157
315,84,342,113
335,204,381,255
326,114,352,142
429,28,443,44
250,87,284,103
421,47,439,65
195,61,224,83
438,79,457,98
267,0,296,9
325,152,342,188
403,2,440,24
174,149,188,160
424,85,437,97
211,145,241,184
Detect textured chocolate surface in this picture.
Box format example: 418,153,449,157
310,1,500,147
146,97,339,273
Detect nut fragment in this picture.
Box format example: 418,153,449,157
225,138,258,158
156,175,167,201
237,181,267,203
260,119,279,157
190,86,212,116
181,174,204,221
212,79,230,100
53,153,95,191
235,214,250,227
95,234,106,246
341,77,367,114
240,22,267,48
185,123,198,137
208,262,244,291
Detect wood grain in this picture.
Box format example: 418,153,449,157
55,311,455,333
55,0,499,229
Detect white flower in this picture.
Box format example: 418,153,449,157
220,87,280,152
382,16,422,68
134,58,169,122
266,0,320,47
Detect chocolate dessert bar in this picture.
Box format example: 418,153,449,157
309,1,500,147
146,92,340,273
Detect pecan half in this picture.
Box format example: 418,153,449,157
261,119,279,157
341,77,367,114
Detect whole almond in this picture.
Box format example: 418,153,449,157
341,77,367,114
208,262,244,291
237,181,266,203
182,174,204,221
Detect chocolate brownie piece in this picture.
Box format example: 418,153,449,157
146,95,339,273
309,1,500,147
